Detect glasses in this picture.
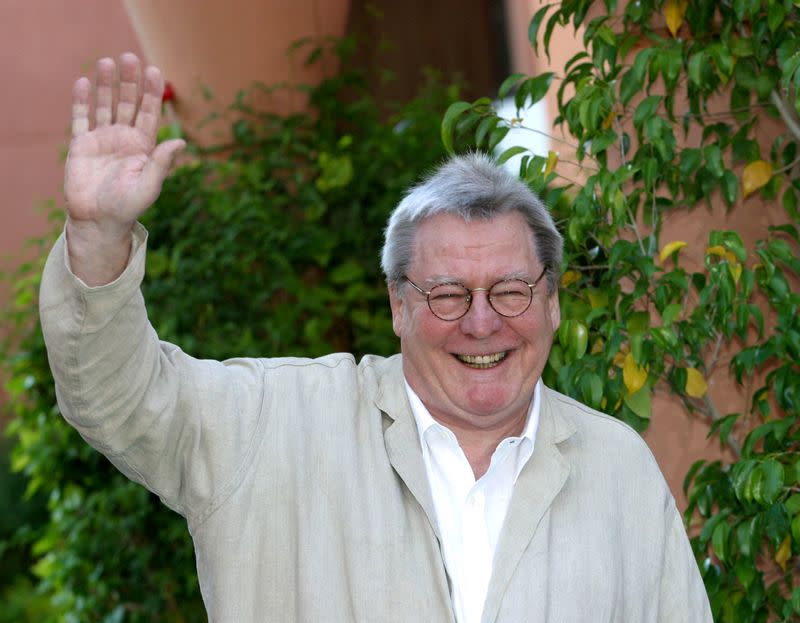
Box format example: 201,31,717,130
404,268,547,321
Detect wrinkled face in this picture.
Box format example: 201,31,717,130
389,211,560,435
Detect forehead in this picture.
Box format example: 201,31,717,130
410,212,539,280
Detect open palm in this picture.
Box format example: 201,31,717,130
65,53,184,232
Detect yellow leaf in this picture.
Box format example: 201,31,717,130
544,150,559,176
685,367,708,398
663,0,688,37
775,534,792,572
706,245,738,264
561,270,580,287
591,338,605,355
706,245,727,257
742,160,773,197
659,240,687,263
602,111,616,129
729,261,742,284
623,352,648,394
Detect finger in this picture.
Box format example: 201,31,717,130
95,57,115,127
139,139,186,201
116,52,141,126
134,65,164,139
71,77,91,137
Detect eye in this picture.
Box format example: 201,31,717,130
492,280,530,298
429,284,469,301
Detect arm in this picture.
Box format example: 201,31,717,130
658,502,714,622
41,55,264,520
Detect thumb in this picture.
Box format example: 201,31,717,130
142,138,186,191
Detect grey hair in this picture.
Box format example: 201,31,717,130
381,152,563,294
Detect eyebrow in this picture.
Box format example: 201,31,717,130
421,270,535,287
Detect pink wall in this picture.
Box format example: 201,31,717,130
0,1,143,269
0,1,142,411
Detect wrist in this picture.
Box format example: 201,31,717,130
66,217,135,286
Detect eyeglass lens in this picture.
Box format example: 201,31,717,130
428,279,533,320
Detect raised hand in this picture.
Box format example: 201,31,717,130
65,53,185,285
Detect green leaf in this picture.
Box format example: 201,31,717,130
496,145,529,165
498,73,526,100
581,373,604,409
704,145,725,178
786,493,800,515
633,96,662,127
441,101,472,153
760,460,785,505
528,4,552,52
712,521,731,563
661,303,683,325
688,51,707,87
619,68,643,106
526,73,555,106
721,170,738,206
623,385,652,419
488,125,510,151
627,311,650,334
709,43,735,83
475,115,500,149
767,2,786,32
329,260,365,284
590,130,618,155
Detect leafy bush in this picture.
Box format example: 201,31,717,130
444,0,799,620
2,38,460,621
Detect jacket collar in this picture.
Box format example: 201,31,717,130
372,355,578,622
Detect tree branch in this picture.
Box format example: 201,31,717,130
771,90,800,143
703,394,742,458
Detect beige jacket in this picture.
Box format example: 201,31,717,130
40,226,712,622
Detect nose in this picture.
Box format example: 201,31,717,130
459,290,503,338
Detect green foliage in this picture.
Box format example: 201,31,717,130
444,0,799,620
2,38,459,620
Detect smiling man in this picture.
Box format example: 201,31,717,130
41,54,712,622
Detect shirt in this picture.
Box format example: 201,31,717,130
406,381,541,623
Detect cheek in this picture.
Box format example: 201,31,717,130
404,312,455,353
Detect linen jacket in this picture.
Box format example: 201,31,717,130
40,226,713,622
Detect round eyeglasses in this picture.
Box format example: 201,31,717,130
403,268,547,321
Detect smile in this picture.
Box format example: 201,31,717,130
455,351,508,369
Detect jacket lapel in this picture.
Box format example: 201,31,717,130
481,386,576,623
373,355,441,540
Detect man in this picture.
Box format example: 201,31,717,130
41,53,712,622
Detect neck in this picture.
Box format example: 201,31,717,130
434,409,529,480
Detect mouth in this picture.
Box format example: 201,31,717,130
454,351,508,369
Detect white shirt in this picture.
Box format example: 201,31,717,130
405,381,541,623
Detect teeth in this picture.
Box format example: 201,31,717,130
456,352,507,369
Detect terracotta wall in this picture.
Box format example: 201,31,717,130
0,1,143,412
0,2,142,270
3,0,754,509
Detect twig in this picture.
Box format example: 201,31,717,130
627,207,646,253
774,155,800,176
703,394,742,457
771,90,800,143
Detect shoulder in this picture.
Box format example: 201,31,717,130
542,385,667,488
257,352,359,372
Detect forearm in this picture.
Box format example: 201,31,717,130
40,226,266,517
65,217,134,286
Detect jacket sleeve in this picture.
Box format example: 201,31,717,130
39,224,266,523
658,499,713,622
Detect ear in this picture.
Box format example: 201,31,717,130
546,289,561,333
388,283,405,338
